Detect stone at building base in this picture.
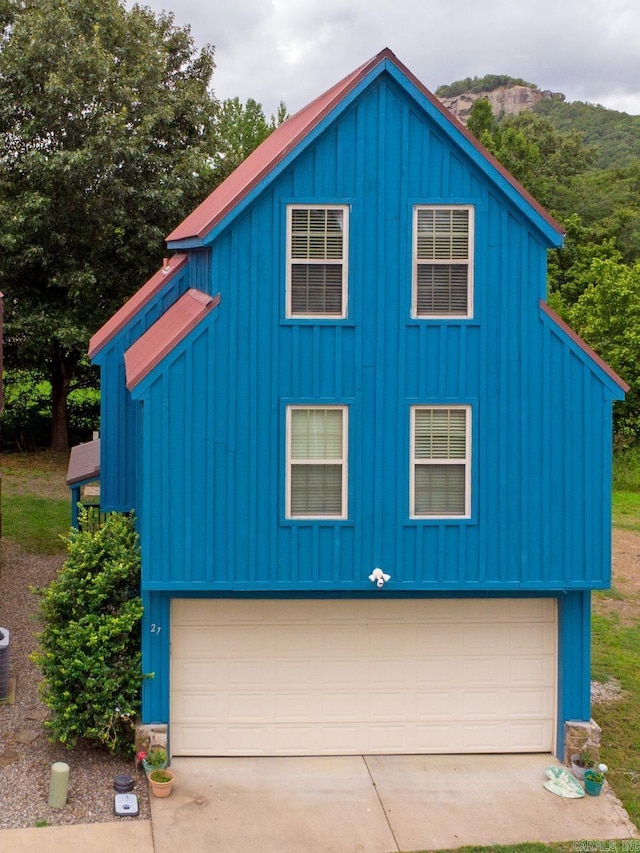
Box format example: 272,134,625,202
564,718,602,765
135,722,168,770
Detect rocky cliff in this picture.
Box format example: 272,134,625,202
438,85,565,125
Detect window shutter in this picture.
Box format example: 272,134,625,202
414,465,466,515
290,465,343,515
414,409,466,459
288,206,347,317
416,266,468,315
288,407,346,518
412,407,469,517
414,206,472,317
291,409,343,459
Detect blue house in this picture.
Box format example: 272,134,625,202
89,49,627,760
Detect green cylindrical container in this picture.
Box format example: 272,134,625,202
584,771,604,796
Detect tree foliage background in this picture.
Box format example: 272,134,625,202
466,97,640,438
0,0,278,450
1,23,639,446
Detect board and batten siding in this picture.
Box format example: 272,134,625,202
129,75,616,593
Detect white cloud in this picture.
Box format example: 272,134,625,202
133,0,640,116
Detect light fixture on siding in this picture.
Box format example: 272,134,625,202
369,568,390,589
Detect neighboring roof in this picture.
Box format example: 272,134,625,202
540,300,629,395
124,288,219,390
167,47,564,246
66,438,100,486
88,254,189,359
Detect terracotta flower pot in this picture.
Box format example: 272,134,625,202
148,768,175,798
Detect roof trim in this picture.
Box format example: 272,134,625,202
166,48,564,246
540,300,629,395
124,289,219,391
88,254,189,359
66,438,100,486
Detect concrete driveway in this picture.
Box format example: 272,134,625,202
150,754,638,853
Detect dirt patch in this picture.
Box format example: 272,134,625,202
0,451,70,501
591,677,623,703
594,528,640,625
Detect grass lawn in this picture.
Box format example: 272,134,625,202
0,452,69,553
2,450,639,853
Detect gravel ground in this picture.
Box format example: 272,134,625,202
0,539,150,829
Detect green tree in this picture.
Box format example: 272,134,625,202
467,98,495,140
567,258,640,434
547,213,622,307
479,112,595,209
0,0,218,450
211,96,288,184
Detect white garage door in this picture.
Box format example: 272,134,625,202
170,598,556,756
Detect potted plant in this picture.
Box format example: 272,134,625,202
584,768,605,796
571,745,596,780
137,748,168,775
148,768,175,798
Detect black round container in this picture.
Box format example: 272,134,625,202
113,773,134,793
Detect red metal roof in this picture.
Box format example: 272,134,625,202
167,48,563,244
540,300,629,393
66,438,100,486
88,254,188,359
124,288,219,390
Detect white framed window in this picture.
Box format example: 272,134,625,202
286,406,348,519
412,205,474,318
286,205,348,318
410,406,471,518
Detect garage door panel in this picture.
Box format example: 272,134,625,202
509,689,553,717
171,598,556,756
416,691,452,720
369,658,413,686
321,659,358,686
461,656,509,685
322,691,369,721
172,659,228,689
172,625,229,656
459,623,511,653
172,691,226,721
510,622,556,653
510,656,555,685
228,660,274,687
415,657,454,686
414,623,458,649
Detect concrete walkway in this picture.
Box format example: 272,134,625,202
1,819,154,853
150,754,638,853
2,754,638,853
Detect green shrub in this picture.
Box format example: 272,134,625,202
32,510,143,753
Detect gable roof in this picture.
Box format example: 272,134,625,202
167,47,564,247
124,288,219,390
66,438,100,486
88,254,189,359
540,300,629,398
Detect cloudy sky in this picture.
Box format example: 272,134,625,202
135,0,640,118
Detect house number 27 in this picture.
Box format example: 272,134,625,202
150,624,162,634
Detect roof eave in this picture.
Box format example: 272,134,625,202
88,254,189,360
540,300,629,397
164,48,564,250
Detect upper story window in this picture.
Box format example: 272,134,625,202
410,405,471,518
412,206,474,318
286,406,348,519
286,205,348,318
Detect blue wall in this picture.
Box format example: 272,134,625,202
94,252,210,511
130,75,618,593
